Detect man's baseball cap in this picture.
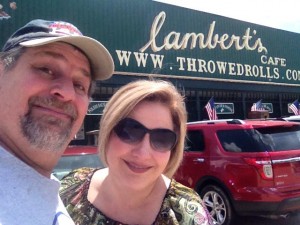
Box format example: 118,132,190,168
2,19,114,80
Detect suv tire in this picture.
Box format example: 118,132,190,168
200,185,234,225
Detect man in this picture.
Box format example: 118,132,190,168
0,19,114,225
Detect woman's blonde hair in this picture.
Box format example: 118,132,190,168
98,79,187,178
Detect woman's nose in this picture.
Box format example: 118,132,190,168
133,133,153,155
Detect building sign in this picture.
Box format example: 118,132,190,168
110,2,300,88
262,103,273,113
87,101,107,115
0,0,300,88
215,103,234,114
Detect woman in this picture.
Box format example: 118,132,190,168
60,79,213,225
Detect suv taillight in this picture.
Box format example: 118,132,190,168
243,157,273,180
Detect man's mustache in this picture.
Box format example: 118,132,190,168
28,96,78,122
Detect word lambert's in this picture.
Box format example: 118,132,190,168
140,11,268,54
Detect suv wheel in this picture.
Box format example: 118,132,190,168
200,185,234,225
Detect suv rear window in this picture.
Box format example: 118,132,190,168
256,125,300,151
218,125,300,153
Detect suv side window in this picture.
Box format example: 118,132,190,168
185,130,205,152
217,129,267,153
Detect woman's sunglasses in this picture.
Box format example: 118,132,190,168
113,118,177,152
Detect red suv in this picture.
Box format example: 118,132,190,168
174,119,300,225
53,145,103,180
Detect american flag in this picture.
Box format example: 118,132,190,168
289,100,300,115
205,97,218,120
251,99,265,111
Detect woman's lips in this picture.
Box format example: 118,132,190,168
125,160,151,173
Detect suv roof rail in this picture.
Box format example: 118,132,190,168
188,119,245,125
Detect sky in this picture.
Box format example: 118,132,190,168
155,0,300,34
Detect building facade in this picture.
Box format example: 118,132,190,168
1,0,299,144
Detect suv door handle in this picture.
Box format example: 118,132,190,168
193,158,205,163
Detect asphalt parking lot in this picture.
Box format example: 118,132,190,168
233,212,300,225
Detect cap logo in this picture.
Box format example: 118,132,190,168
48,22,82,36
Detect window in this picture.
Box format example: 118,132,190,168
256,125,300,151
185,130,205,152
217,129,267,152
217,125,300,152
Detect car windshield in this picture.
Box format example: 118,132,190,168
217,125,300,152
53,154,104,180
